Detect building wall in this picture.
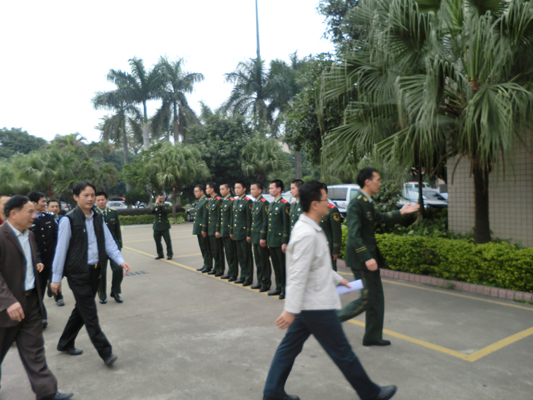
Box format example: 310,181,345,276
447,136,533,247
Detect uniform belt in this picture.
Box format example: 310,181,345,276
24,288,35,296
88,263,99,269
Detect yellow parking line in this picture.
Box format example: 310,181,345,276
123,246,532,362
338,271,533,312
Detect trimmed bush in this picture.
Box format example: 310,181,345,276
120,212,186,226
340,228,533,293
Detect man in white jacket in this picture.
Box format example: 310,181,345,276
262,181,397,400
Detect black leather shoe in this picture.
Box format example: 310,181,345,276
235,279,245,284
251,284,262,289
259,286,270,292
371,385,397,400
208,270,217,275
220,275,230,279
197,267,206,272
363,340,391,347
57,346,83,356
42,319,48,329
263,394,300,400
56,299,65,306
155,256,164,260
268,289,282,296
215,272,223,277
104,353,118,366
49,392,74,400
228,276,237,282
111,293,123,303
279,292,285,300
47,281,53,298
100,299,107,304
242,281,252,287
167,256,173,260
202,269,211,274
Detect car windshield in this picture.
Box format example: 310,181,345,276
328,188,347,201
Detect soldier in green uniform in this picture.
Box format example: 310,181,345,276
289,179,304,233
266,179,290,299
320,185,343,271
204,182,225,276
218,183,238,281
231,181,253,286
250,182,271,292
193,185,212,273
95,192,124,304
151,194,173,260
337,168,419,346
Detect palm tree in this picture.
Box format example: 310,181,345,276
323,0,533,242
93,73,142,164
241,135,290,185
152,57,204,143
147,144,210,218
108,57,163,150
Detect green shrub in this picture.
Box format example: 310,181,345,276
120,212,186,226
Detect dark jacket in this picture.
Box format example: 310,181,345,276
0,223,43,328
29,211,57,266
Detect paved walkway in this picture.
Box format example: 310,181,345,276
3,223,532,400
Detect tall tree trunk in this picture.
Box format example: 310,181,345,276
142,101,150,150
295,150,302,179
173,104,180,143
177,106,185,143
472,160,491,244
416,164,424,222
122,112,129,165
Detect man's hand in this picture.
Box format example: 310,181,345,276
281,243,287,253
333,254,339,261
36,263,44,273
51,282,61,295
275,311,295,330
202,231,207,238
230,234,234,240
337,279,351,288
400,202,420,215
120,262,131,274
365,258,378,271
7,302,25,321
260,239,266,248
215,232,220,239
246,236,251,244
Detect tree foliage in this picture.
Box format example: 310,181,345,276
0,128,47,159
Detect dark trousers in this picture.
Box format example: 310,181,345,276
269,246,286,292
98,259,123,301
0,291,57,399
38,265,51,320
336,269,384,343
197,235,212,270
235,239,253,282
208,235,225,274
222,237,238,278
58,266,112,360
154,229,173,258
264,310,380,400
253,243,271,288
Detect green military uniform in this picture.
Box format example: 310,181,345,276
337,190,401,344
266,197,290,295
289,200,303,232
97,207,123,301
320,203,343,271
220,194,238,279
231,195,253,284
251,195,271,290
151,203,173,259
204,194,225,275
193,195,211,271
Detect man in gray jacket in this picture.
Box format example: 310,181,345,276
262,181,397,400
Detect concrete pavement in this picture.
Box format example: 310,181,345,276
2,223,532,400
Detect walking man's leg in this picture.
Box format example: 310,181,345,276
163,230,173,259
98,260,108,303
154,231,164,258
337,270,368,322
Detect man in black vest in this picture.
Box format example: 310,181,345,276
51,182,130,366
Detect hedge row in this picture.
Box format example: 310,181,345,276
120,212,186,226
340,227,533,293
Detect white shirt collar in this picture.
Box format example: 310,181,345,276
299,214,323,232
6,221,28,238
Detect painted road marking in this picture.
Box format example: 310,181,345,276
123,245,533,362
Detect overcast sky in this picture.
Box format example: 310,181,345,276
0,1,334,143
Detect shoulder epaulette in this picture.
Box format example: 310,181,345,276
108,207,116,211
357,195,363,199
280,199,288,204
216,196,221,200
328,203,335,209
260,198,266,202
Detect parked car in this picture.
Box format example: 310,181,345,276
107,201,128,210
186,203,196,222
60,201,71,212
326,184,361,218
397,189,447,209
110,197,126,202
